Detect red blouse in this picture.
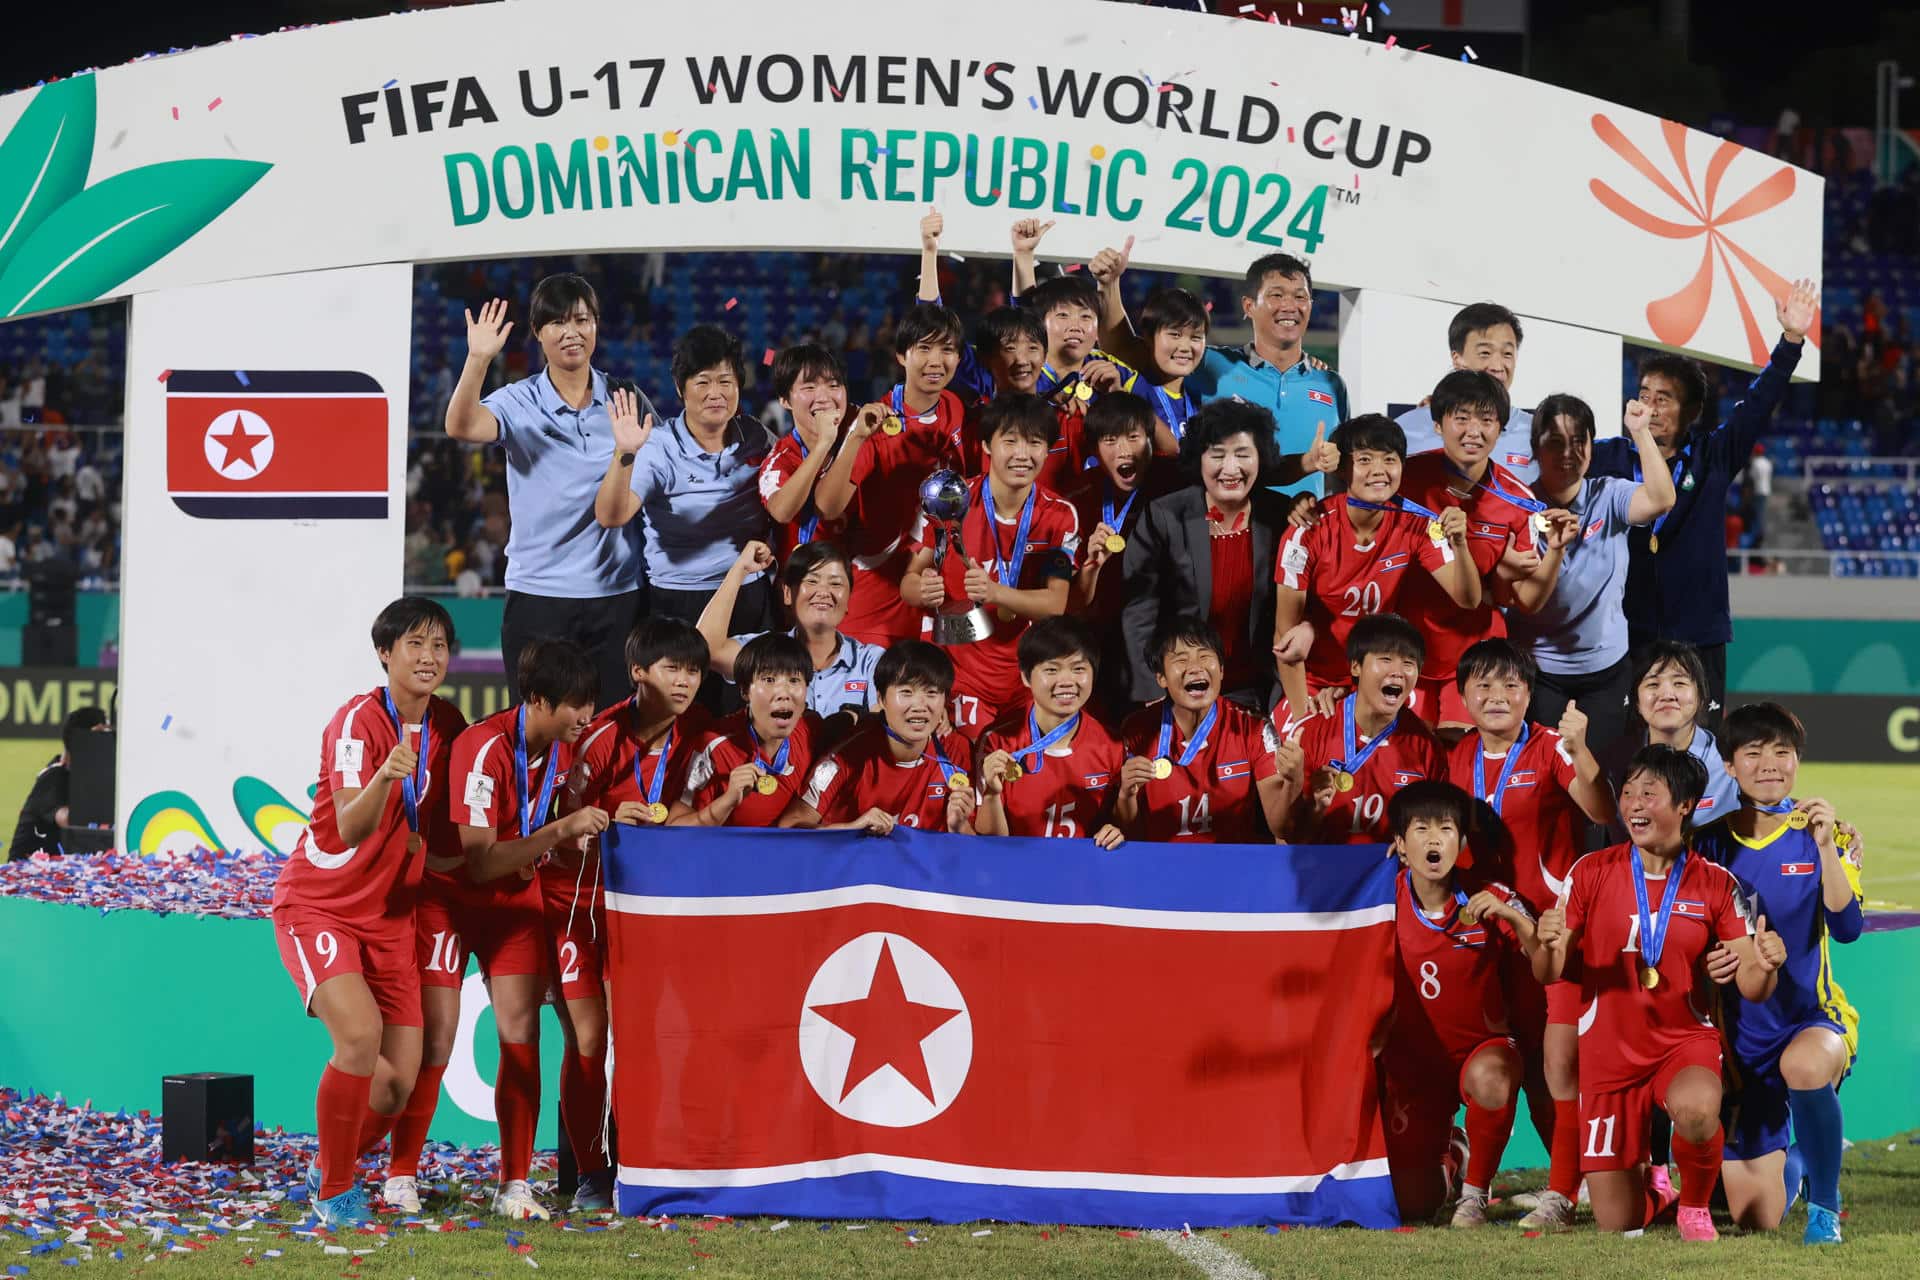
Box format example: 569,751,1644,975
1208,526,1256,693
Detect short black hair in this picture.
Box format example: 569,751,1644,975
1723,701,1807,759
1148,614,1224,673
1388,779,1473,839
1632,641,1710,726
894,301,965,356
978,306,1046,355
371,596,457,663
529,273,598,331
781,539,853,592
1017,616,1100,678
517,638,599,709
671,323,746,392
1082,391,1155,445
976,391,1060,448
734,631,812,690
874,639,955,696
1242,252,1312,298
1530,393,1596,455
62,706,108,757
1448,302,1524,354
1637,352,1712,430
1177,398,1283,488
1139,287,1210,338
623,617,709,675
1624,742,1709,815
1346,612,1425,667
1430,369,1510,427
1333,413,1407,463
1024,274,1101,319
1454,638,1536,692
770,342,845,402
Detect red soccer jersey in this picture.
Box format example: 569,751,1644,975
1563,843,1753,1090
841,393,963,645
1287,701,1446,844
757,429,843,559
953,399,1087,491
1276,496,1458,688
1385,872,1529,1073
1398,453,1540,682
1446,723,1586,914
797,721,974,832
571,701,714,816
446,706,580,909
680,709,823,827
274,687,468,927
906,475,1080,730
1118,700,1280,843
975,709,1125,838
1065,463,1175,627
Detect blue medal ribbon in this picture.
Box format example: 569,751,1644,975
1155,701,1219,769
886,725,965,790
381,688,430,833
1755,798,1795,814
1632,448,1689,545
982,481,1038,597
1333,694,1399,778
748,720,792,780
1471,723,1532,817
1102,482,1139,537
514,705,560,839
1347,494,1440,521
1143,381,1192,442
791,430,821,545
1403,872,1479,945
1630,845,1687,979
1447,459,1547,514
888,384,938,424
1017,709,1080,775
631,720,675,811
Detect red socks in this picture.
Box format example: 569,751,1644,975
1463,1095,1518,1193
355,1105,396,1159
315,1065,373,1198
560,1050,609,1175
1548,1098,1582,1199
1671,1126,1725,1210
496,1041,542,1184
386,1063,446,1179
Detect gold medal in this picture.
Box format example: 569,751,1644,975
1639,964,1661,991
1649,534,1660,554
1074,380,1094,402
1530,512,1551,535
1152,757,1173,780
755,773,780,796
947,771,970,791
647,801,669,824
1005,761,1024,783
1104,533,1127,554
407,833,424,856
1427,519,1445,541
882,416,903,436
1786,811,1809,830
1335,770,1355,792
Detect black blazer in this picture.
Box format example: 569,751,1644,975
1119,485,1288,705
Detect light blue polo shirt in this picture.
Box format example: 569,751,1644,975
1186,344,1349,498
728,627,881,717
630,414,775,591
1683,724,1743,826
1395,403,1538,486
1505,474,1636,676
482,368,656,598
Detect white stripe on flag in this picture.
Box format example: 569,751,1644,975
604,885,1391,933
619,1153,1389,1194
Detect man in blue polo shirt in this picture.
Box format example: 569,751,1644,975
445,274,656,708
1395,302,1539,485
1093,245,1345,497
1587,277,1817,731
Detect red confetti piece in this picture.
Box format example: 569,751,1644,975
724,297,738,310
692,1249,713,1259
207,97,223,111
171,106,179,120
762,348,775,366
1385,35,1398,49
1116,1230,1139,1238
157,369,172,382
1523,1230,1542,1238
1039,1230,1050,1240
1391,1225,1417,1233
1287,126,1295,142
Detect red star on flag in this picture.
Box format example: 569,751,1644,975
807,938,963,1104
211,417,270,471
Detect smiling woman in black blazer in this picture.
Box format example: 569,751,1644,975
1120,400,1317,710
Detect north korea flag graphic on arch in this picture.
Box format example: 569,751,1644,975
602,827,1400,1228
165,370,388,519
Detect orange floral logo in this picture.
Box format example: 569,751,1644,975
1589,114,1821,365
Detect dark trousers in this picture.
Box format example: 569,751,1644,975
1531,656,1634,763
501,588,645,713
649,576,778,713
1627,640,1727,736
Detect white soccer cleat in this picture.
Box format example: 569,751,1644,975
1450,1190,1490,1228
1507,1188,1545,1211
381,1176,422,1215
492,1179,551,1221
1517,1189,1576,1231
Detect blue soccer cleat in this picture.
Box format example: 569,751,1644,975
314,1183,372,1231
1803,1203,1843,1246
303,1160,321,1202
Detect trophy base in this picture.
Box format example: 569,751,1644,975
932,605,996,646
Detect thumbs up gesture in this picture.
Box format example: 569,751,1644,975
1557,699,1588,756
1301,422,1340,476
1753,914,1787,972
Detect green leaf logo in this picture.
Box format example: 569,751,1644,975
0,75,94,282
0,158,270,317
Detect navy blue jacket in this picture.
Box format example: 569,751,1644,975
1589,338,1802,648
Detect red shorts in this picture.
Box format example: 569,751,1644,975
539,859,606,1003
1384,1036,1513,1214
414,882,547,990
1578,1035,1723,1172
1416,676,1469,728
272,907,421,1027
841,562,921,648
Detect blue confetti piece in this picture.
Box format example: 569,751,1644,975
61,1261,79,1269
8,1266,27,1276
233,370,250,387
161,714,172,731
1322,16,1339,23
1266,1225,1280,1234
818,1223,831,1232
1379,2,1391,11
382,79,397,89
1028,96,1038,109
1461,53,1470,62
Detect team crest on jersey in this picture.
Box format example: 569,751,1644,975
334,738,365,773
1505,770,1538,789
1779,862,1816,876
1470,521,1504,540
1215,759,1250,782
927,783,949,799
1378,553,1409,573
1083,772,1111,789
464,772,495,807
1452,927,1488,948
1393,770,1426,787
1505,453,1531,466
1672,899,1708,918
1696,796,1718,812
1307,389,1336,406
1585,518,1604,540
845,680,868,693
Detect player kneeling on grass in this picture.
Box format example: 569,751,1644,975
672,631,821,827
273,598,465,1229
1381,780,1537,1228
441,639,609,1221
781,640,977,834
972,617,1126,847
1694,702,1864,1245
1533,744,1787,1240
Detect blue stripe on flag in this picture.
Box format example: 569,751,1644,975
602,825,1396,916
615,1169,1399,1229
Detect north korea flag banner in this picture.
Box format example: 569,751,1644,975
164,369,388,519
603,827,1399,1228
